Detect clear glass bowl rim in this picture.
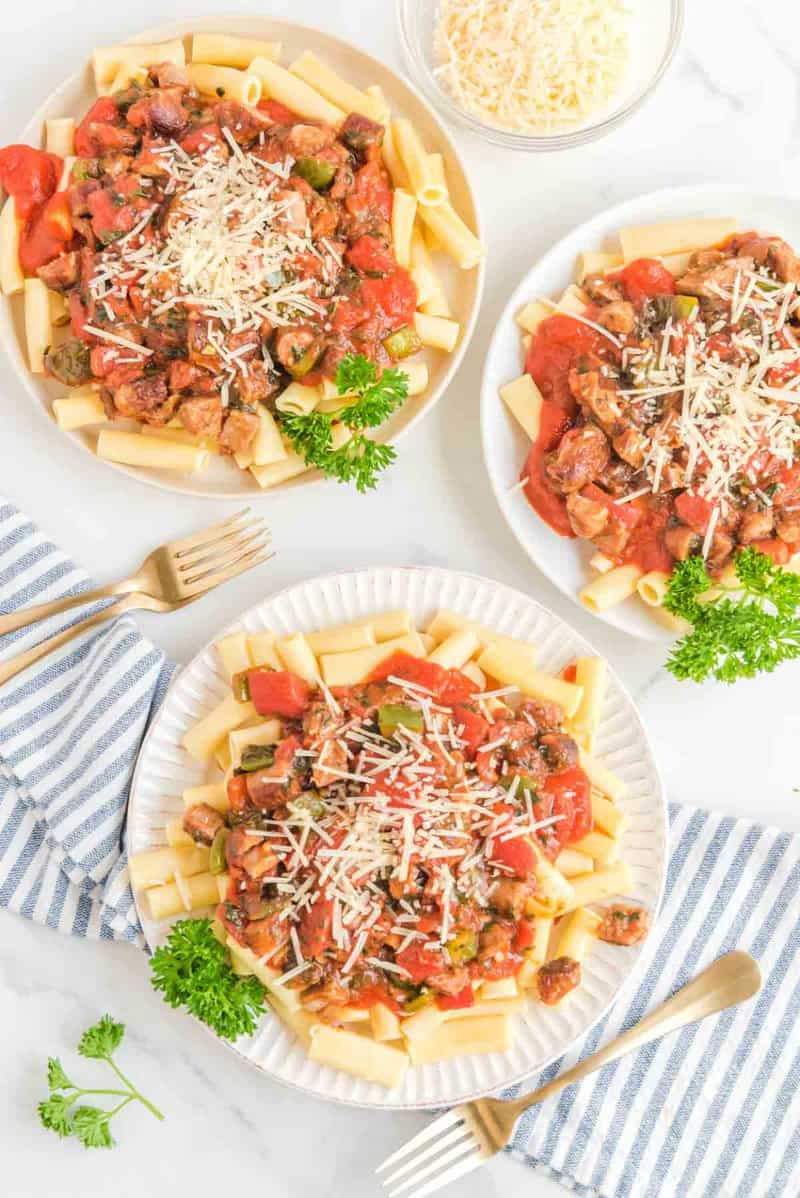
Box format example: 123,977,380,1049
395,0,686,151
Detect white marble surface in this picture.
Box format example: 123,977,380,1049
1,1,799,1194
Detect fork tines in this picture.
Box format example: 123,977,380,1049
172,509,273,596
376,1108,489,1198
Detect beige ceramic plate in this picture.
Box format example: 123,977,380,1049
128,566,667,1110
0,16,484,498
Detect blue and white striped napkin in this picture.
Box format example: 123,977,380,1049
0,499,174,945
510,804,800,1198
0,500,797,1197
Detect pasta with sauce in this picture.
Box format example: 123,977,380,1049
131,610,648,1087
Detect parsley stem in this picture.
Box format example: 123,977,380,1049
105,1057,165,1121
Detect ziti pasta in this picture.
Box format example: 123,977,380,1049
501,217,800,623
0,32,482,489
131,611,648,1088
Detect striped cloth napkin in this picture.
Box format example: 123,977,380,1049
0,498,174,944
0,500,797,1197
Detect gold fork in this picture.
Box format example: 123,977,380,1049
376,951,762,1198
0,509,272,685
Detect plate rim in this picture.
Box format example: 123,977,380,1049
479,181,800,642
128,562,669,1110
2,15,485,500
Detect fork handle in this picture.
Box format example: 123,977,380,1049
0,579,138,637
0,592,145,686
508,951,762,1119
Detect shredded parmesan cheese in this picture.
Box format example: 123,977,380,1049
434,0,630,135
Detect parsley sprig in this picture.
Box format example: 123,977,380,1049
280,353,409,492
150,918,266,1040
38,1016,163,1149
664,548,800,683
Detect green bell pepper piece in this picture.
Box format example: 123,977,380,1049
378,703,425,738
295,157,336,191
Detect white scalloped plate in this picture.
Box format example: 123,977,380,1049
480,184,800,641
128,566,667,1109
0,16,483,498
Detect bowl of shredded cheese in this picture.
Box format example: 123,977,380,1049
397,0,684,150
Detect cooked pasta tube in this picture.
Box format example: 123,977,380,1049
580,747,627,802
370,1004,401,1042
571,831,620,865
561,861,634,914
500,374,543,441
128,844,209,889
637,570,671,607
619,217,738,262
182,693,257,762
476,643,583,718
225,939,301,1011
247,631,282,670
409,225,450,316
570,656,607,752
190,33,281,68
579,565,643,613
418,200,482,269
250,423,350,488
249,56,344,124
252,406,287,467
24,278,50,373
391,188,417,269
309,1024,408,1088
589,551,615,575
479,977,518,1001
145,872,220,920
555,848,595,877
186,64,261,106
427,628,480,669
527,850,575,917
396,358,429,396
575,250,623,280
290,51,386,124
140,424,219,452
165,817,193,849
45,117,75,157
306,623,376,654
216,632,252,680
0,196,24,296
460,660,486,689
413,311,460,352
319,631,425,687
515,300,551,335
228,719,281,768
182,782,228,813
274,381,320,415
93,40,186,93
380,120,409,189
96,430,210,473
52,390,107,431
558,284,589,313
275,633,320,684
591,791,627,839
391,119,447,206
406,1015,512,1065
551,907,602,963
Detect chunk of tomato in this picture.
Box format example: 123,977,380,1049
346,234,396,276
512,919,535,953
620,258,676,305
490,834,537,879
452,704,490,757
246,668,312,718
258,98,301,124
436,985,474,1011
751,538,791,565
543,766,592,845
395,942,444,983
74,98,119,158
359,268,418,331
674,491,714,535
0,145,61,219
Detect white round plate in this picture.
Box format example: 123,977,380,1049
0,16,484,498
481,184,800,641
128,565,667,1110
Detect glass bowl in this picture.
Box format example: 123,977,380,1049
396,0,685,151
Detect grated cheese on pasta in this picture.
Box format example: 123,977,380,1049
433,0,630,135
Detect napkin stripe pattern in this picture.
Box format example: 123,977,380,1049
510,803,800,1198
0,500,174,946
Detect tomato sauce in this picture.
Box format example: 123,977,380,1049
521,314,611,537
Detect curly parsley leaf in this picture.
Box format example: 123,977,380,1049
38,1017,163,1150
664,548,800,683
150,918,266,1041
279,353,408,492
47,1057,73,1092
78,1015,124,1061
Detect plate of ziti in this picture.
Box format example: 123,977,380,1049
127,566,666,1109
0,16,483,497
481,184,800,641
